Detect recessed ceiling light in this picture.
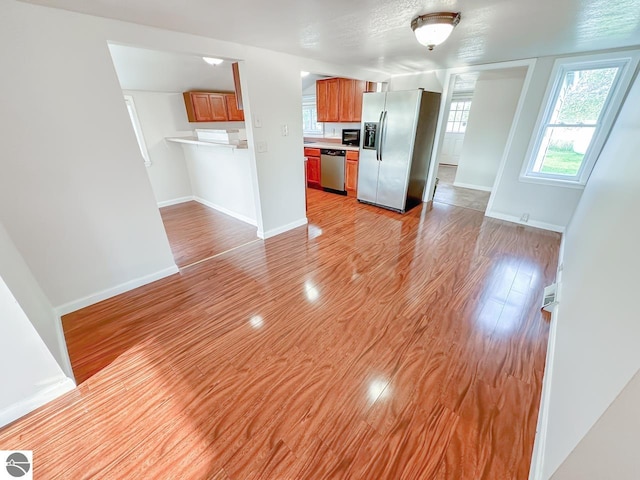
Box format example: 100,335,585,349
203,57,224,66
301,71,310,77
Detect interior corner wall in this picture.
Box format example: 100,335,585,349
454,69,526,190
0,273,74,427
122,91,194,205
550,369,640,480
536,71,640,478
487,57,583,230
0,222,72,377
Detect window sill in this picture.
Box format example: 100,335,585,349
519,175,586,190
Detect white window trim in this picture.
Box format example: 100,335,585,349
302,94,324,137
124,95,151,166
520,50,640,188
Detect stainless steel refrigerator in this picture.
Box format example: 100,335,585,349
357,89,441,213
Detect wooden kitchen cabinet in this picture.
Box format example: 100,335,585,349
317,78,367,123
183,91,241,122
316,78,340,122
345,150,359,195
224,93,245,121
339,79,367,122
304,147,321,189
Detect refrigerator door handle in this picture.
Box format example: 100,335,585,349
379,111,388,161
376,110,384,161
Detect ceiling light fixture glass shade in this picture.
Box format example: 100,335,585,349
411,12,461,50
202,56,224,65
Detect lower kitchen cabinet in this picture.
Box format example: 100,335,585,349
345,150,359,195
304,148,321,189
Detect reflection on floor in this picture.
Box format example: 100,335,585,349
160,201,258,268
8,188,562,478
434,164,491,212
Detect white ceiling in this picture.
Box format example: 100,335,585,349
26,0,640,75
108,44,237,92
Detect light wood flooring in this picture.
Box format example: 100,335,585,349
160,201,258,268
0,189,560,479
434,165,491,212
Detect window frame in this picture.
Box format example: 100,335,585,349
446,93,473,134
520,51,640,188
124,95,151,166
302,95,324,137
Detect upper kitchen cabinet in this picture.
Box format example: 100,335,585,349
183,91,243,123
316,78,340,122
224,93,245,121
316,78,367,122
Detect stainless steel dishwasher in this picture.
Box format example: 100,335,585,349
320,149,346,194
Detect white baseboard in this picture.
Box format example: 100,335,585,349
157,196,194,208
0,377,75,428
54,315,75,381
529,234,565,480
194,197,258,227
258,217,308,239
54,265,179,316
485,211,566,233
452,181,492,192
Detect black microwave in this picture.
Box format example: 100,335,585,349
342,129,360,146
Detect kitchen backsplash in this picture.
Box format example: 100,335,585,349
320,122,361,139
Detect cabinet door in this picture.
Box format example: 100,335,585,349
345,159,358,193
317,78,340,122
208,94,229,121
339,78,356,122
352,80,367,122
225,94,245,121
307,156,321,187
191,93,214,121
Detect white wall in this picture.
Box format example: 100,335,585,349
486,57,583,231
551,370,640,480
123,91,194,205
183,146,256,225
389,70,445,92
455,68,526,191
0,274,74,427
0,222,73,377
0,1,178,314
533,72,640,478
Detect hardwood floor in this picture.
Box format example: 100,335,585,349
160,201,258,268
434,165,491,212
0,189,560,479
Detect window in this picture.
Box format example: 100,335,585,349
302,95,323,136
522,52,639,186
124,95,151,166
446,97,472,133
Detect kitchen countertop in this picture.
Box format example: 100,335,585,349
303,142,359,151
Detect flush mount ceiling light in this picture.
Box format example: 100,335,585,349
411,12,461,51
202,56,224,65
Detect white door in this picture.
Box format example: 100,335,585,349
440,132,465,166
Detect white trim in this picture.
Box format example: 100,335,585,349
529,234,566,480
257,217,308,239
486,58,538,214
452,181,492,192
193,197,258,227
157,196,195,208
54,265,179,316
0,377,75,428
124,95,152,166
485,211,566,233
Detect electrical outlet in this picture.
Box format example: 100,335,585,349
256,141,268,153
254,115,262,128
281,124,289,136
520,213,530,223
